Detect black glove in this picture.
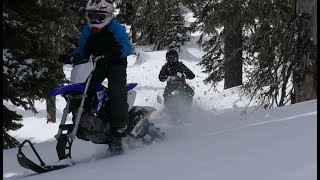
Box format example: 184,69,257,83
58,54,72,64
58,54,86,64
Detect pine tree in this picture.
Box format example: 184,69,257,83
293,0,317,102
3,0,85,148
241,0,317,108
133,0,164,46
3,105,22,149
115,0,135,25
114,0,136,42
153,0,190,50
194,0,251,89
3,0,51,147
40,0,86,123
132,0,190,50
190,0,316,108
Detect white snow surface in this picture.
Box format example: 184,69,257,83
3,36,317,180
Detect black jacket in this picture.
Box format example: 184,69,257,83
84,26,126,66
158,61,195,83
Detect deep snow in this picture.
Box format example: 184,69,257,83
3,98,317,180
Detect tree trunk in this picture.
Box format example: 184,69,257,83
224,23,243,89
131,25,137,43
293,71,317,103
46,96,56,123
149,28,154,45
293,0,317,103
296,0,317,45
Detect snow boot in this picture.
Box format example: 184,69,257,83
110,125,128,138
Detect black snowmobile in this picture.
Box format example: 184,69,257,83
163,76,194,122
159,50,195,123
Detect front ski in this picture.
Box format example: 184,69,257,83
17,140,71,173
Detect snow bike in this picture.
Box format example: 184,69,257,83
17,55,165,173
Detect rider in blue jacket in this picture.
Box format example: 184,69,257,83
58,0,132,155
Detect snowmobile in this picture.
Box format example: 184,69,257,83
163,75,194,122
17,55,165,173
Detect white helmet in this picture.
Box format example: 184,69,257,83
85,0,115,30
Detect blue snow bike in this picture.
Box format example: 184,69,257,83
17,55,165,173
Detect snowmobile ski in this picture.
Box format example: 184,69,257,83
17,140,72,173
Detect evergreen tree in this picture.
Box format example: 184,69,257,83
34,0,86,123
115,0,135,25
3,0,84,148
133,0,164,46
294,0,317,102
132,0,190,50
194,0,252,89
114,0,136,42
191,0,316,108
242,0,317,108
3,105,22,149
155,0,190,50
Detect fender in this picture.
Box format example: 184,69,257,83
49,83,138,96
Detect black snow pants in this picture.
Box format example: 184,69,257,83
86,59,128,128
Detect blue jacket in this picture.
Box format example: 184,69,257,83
72,20,132,59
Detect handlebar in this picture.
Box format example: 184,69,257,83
72,55,105,65
93,55,105,62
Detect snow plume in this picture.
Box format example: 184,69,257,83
153,101,220,137
133,48,152,65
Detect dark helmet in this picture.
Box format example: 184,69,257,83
166,49,178,62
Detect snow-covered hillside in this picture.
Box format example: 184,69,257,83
4,35,317,180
